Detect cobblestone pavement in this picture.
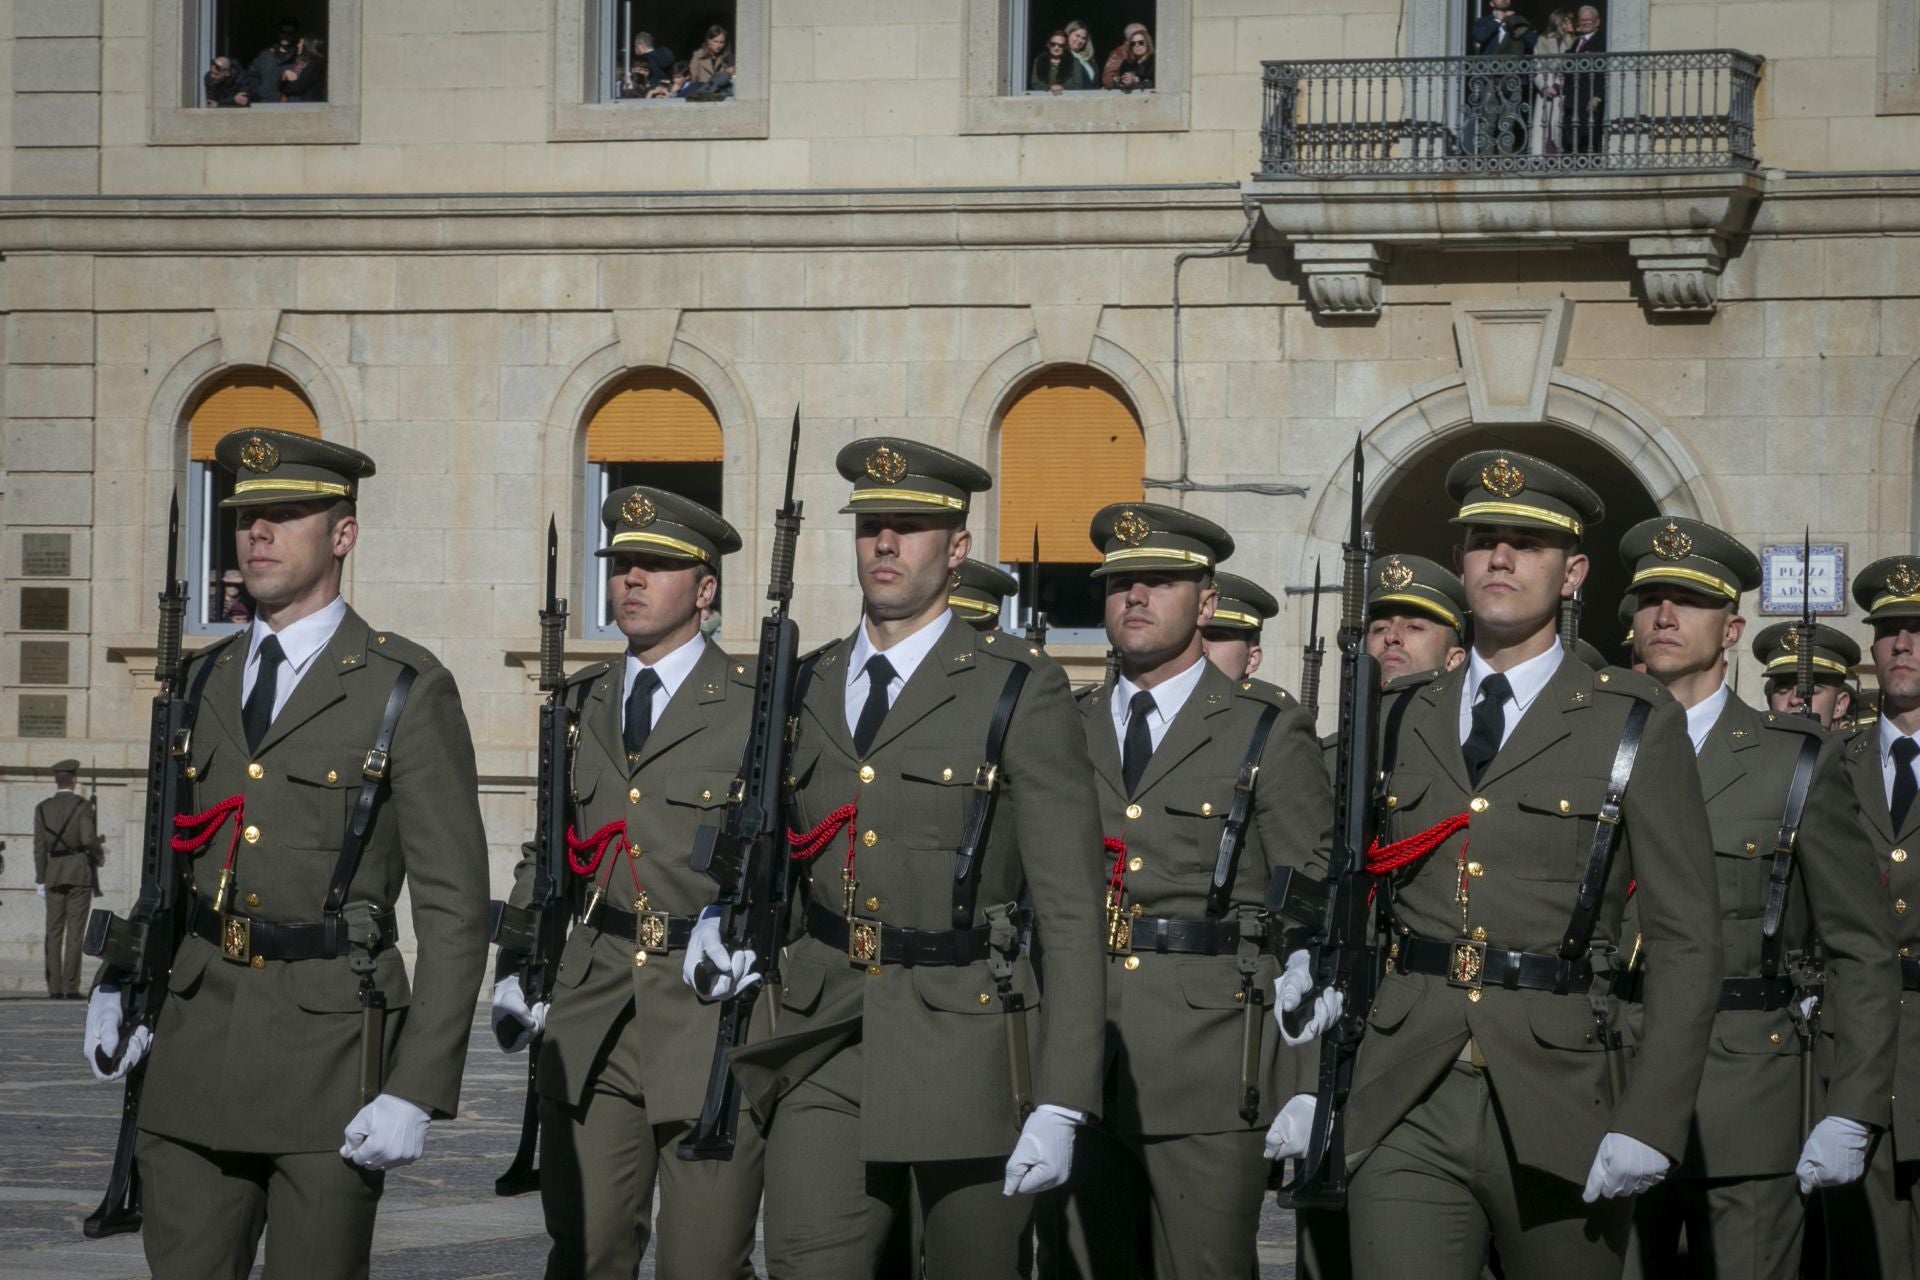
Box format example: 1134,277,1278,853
0,997,1297,1278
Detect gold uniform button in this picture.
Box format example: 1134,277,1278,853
1901,946,1912,958
941,767,953,782
628,842,642,857
185,766,199,780
1201,802,1213,817
326,770,338,783
1769,1032,1783,1045
1234,989,1246,1004
1125,803,1143,821
1471,926,1488,941
634,950,648,967
243,824,260,844
1895,849,1910,863
1557,799,1570,814
1467,988,1483,1002
1123,955,1141,971
1898,899,1910,915
1469,797,1490,814
865,896,880,911
244,893,261,908
1467,862,1484,877
866,964,883,976
863,829,879,848
978,993,992,1005
1127,855,1144,873
859,765,876,784
247,762,264,780
250,955,265,970
701,789,713,802
629,788,641,804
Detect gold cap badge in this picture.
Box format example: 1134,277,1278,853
621,493,657,527
1651,521,1693,561
1782,625,1800,654
1379,557,1415,591
1114,509,1152,547
1893,564,1920,596
1479,456,1525,499
865,446,908,485
238,435,280,473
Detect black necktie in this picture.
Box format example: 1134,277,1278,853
242,635,284,754
853,655,896,757
1893,738,1919,831
1462,673,1513,788
1122,690,1157,797
624,668,662,759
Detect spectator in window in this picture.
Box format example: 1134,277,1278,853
646,61,698,100
204,56,254,108
1065,20,1098,83
1031,30,1093,93
275,36,325,103
1102,24,1154,91
248,22,300,101
689,25,732,87
618,31,675,99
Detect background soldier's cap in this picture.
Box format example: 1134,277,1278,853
1445,449,1603,540
1368,553,1467,632
1852,555,1920,622
1208,572,1279,633
50,758,80,774
1573,640,1609,672
1751,621,1859,685
1619,516,1761,604
835,437,991,516
1617,593,1637,648
950,559,1016,622
1086,502,1234,578
215,428,375,509
596,485,741,564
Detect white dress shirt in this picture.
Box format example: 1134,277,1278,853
242,595,348,721
1683,682,1731,757
622,631,707,738
1111,655,1208,754
845,610,953,735
1880,715,1920,809
1457,643,1564,749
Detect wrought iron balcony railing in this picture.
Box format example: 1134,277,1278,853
1258,49,1762,179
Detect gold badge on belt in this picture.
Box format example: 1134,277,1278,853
221,914,253,963
1448,936,1486,990
637,911,671,954
849,918,882,965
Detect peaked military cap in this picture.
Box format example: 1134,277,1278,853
51,757,80,773
1619,516,1761,604
950,559,1016,624
836,438,991,517
1445,449,1603,541
1087,503,1234,578
596,485,741,564
1369,553,1467,632
1210,572,1279,633
1617,593,1637,649
215,428,374,509
1852,555,1920,622
1751,620,1859,686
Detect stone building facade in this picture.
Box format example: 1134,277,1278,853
2,0,1919,983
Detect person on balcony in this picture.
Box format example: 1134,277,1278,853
1532,8,1577,155
1065,21,1098,84
1565,5,1609,155
1463,0,1535,156
1102,24,1153,92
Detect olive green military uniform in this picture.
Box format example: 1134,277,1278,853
127,431,490,1280
951,558,1018,632
1819,556,1920,1278
731,440,1108,1279
36,761,101,998
1616,520,1897,1280
1346,452,1722,1278
1041,506,1331,1280
499,488,763,1280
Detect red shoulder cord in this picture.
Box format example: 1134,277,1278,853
1364,812,1471,875
1104,834,1129,898
788,802,859,863
567,820,648,902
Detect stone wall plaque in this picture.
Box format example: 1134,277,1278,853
20,640,70,685
22,533,72,577
19,694,67,738
20,587,70,631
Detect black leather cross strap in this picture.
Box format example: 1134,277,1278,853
1130,914,1244,956
1902,957,1920,992
592,903,696,950
949,662,1030,929
1206,703,1281,919
1397,933,1595,994
807,899,992,967
319,667,418,958
193,905,396,962
1759,736,1821,979
1559,700,1652,962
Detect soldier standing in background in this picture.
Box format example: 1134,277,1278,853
1199,569,1279,682
949,558,1020,633
1365,552,1469,683
1753,621,1859,730
35,758,102,999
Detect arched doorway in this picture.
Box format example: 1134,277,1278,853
1368,424,1661,655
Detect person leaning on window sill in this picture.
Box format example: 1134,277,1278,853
1102,24,1155,92
1032,31,1095,93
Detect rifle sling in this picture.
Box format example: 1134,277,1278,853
1207,703,1282,919
1759,735,1821,979
951,662,1031,929
1558,700,1651,963
1369,684,1424,924
319,667,418,957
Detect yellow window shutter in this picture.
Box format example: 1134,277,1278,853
188,371,319,460
586,370,723,463
999,369,1144,564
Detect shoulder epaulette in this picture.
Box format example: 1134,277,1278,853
365,630,438,672
1759,710,1824,738
1845,718,1879,745
1232,677,1293,707
1588,666,1665,704
1074,681,1105,704
182,631,245,672
975,630,1047,666
1383,667,1445,695
564,659,612,688
722,653,754,685
798,640,837,667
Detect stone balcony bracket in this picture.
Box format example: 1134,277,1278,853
1290,242,1393,317
1628,235,1728,313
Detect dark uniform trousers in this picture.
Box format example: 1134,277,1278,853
1630,1174,1803,1279
44,885,92,995
36,788,99,997
1822,1134,1920,1280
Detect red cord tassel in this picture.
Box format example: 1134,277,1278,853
566,820,626,876
1365,812,1471,875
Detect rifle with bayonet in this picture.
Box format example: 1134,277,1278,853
679,408,807,1162
488,517,576,1196
1300,559,1326,722
1266,440,1383,1210
1560,586,1584,655
1024,526,1047,648
79,493,194,1238
1788,527,1822,1136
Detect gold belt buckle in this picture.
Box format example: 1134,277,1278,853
848,916,883,966
1448,938,1486,990
637,911,671,955
220,914,253,964
1106,903,1134,956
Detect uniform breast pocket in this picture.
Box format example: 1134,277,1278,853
1711,820,1780,919
663,771,735,813
570,756,604,809
1511,777,1611,880
1381,772,1434,824
897,748,969,844
1162,789,1228,873
280,755,363,851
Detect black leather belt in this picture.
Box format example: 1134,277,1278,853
1903,957,1920,992
1396,934,1594,994
593,902,694,953
1125,915,1244,956
1716,975,1796,1011
805,899,992,968
192,906,395,965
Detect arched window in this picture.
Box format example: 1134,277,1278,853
184,369,320,634
997,367,1144,642
583,368,725,636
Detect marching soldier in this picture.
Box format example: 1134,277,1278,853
1821,556,1920,1277
1041,507,1330,1279
1282,451,1723,1275
35,758,102,999
1366,552,1469,683
710,439,1107,1279
82,429,489,1278
950,558,1019,633
1753,621,1859,730
1616,519,1896,1279
1200,569,1279,681
490,488,763,1279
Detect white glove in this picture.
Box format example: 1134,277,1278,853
489,976,548,1053
84,987,150,1083
1002,1104,1084,1195
1265,1093,1318,1161
340,1094,431,1171
1581,1131,1671,1202
681,905,760,1002
1796,1116,1872,1194
36,883,46,899
1273,949,1344,1047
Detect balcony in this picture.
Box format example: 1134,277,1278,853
1242,50,1768,315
